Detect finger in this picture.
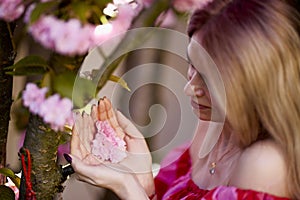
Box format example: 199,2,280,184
71,127,81,157
116,111,144,139
71,154,125,189
91,104,99,122
74,112,92,158
71,113,85,158
82,113,92,153
88,114,96,145
98,99,107,121
69,154,100,186
103,97,125,138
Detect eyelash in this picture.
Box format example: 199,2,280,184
188,65,197,80
188,65,207,85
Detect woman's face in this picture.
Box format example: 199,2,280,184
184,35,226,122
184,44,212,121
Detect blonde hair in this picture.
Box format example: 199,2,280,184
188,0,300,198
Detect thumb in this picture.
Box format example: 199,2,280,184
66,154,103,185
67,154,131,191
64,154,93,176
116,111,144,139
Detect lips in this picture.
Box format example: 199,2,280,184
191,100,210,110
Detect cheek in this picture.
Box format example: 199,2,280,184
203,88,212,103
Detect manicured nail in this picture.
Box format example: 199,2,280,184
61,164,75,177
64,154,72,164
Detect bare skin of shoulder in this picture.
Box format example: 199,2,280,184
229,139,289,198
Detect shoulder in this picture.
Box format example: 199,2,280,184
229,139,289,197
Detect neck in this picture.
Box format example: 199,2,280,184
190,120,241,189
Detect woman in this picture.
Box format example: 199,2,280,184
65,0,300,199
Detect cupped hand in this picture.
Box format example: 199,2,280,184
69,97,154,198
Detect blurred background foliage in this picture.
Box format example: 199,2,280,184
0,0,194,199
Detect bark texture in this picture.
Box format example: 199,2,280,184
20,115,64,200
0,20,15,184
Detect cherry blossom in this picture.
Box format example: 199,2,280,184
39,94,73,131
91,120,127,163
0,0,25,22
22,83,48,115
22,83,73,132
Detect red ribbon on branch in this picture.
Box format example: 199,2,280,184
21,148,36,200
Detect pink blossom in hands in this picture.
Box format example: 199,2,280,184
173,0,214,12
92,120,127,163
0,0,25,22
22,83,48,114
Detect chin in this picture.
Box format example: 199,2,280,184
193,109,211,121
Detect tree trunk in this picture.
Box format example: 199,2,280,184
20,115,64,200
0,20,15,184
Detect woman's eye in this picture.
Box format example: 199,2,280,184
187,65,208,87
187,65,196,80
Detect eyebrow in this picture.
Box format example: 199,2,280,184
185,55,207,81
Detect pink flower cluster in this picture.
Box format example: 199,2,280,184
28,16,95,56
173,0,214,12
27,2,139,56
0,0,25,22
22,83,48,114
22,83,74,131
91,120,127,163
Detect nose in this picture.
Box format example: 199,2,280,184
184,79,205,97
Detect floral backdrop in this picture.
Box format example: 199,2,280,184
0,0,209,199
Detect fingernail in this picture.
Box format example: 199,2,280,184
64,154,72,164
61,164,75,177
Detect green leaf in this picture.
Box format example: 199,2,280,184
109,75,131,92
53,72,96,108
71,2,92,22
0,168,20,188
52,72,75,99
0,185,15,200
41,72,52,91
5,55,48,76
30,1,59,23
6,67,47,76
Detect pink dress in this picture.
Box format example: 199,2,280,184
154,144,289,200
